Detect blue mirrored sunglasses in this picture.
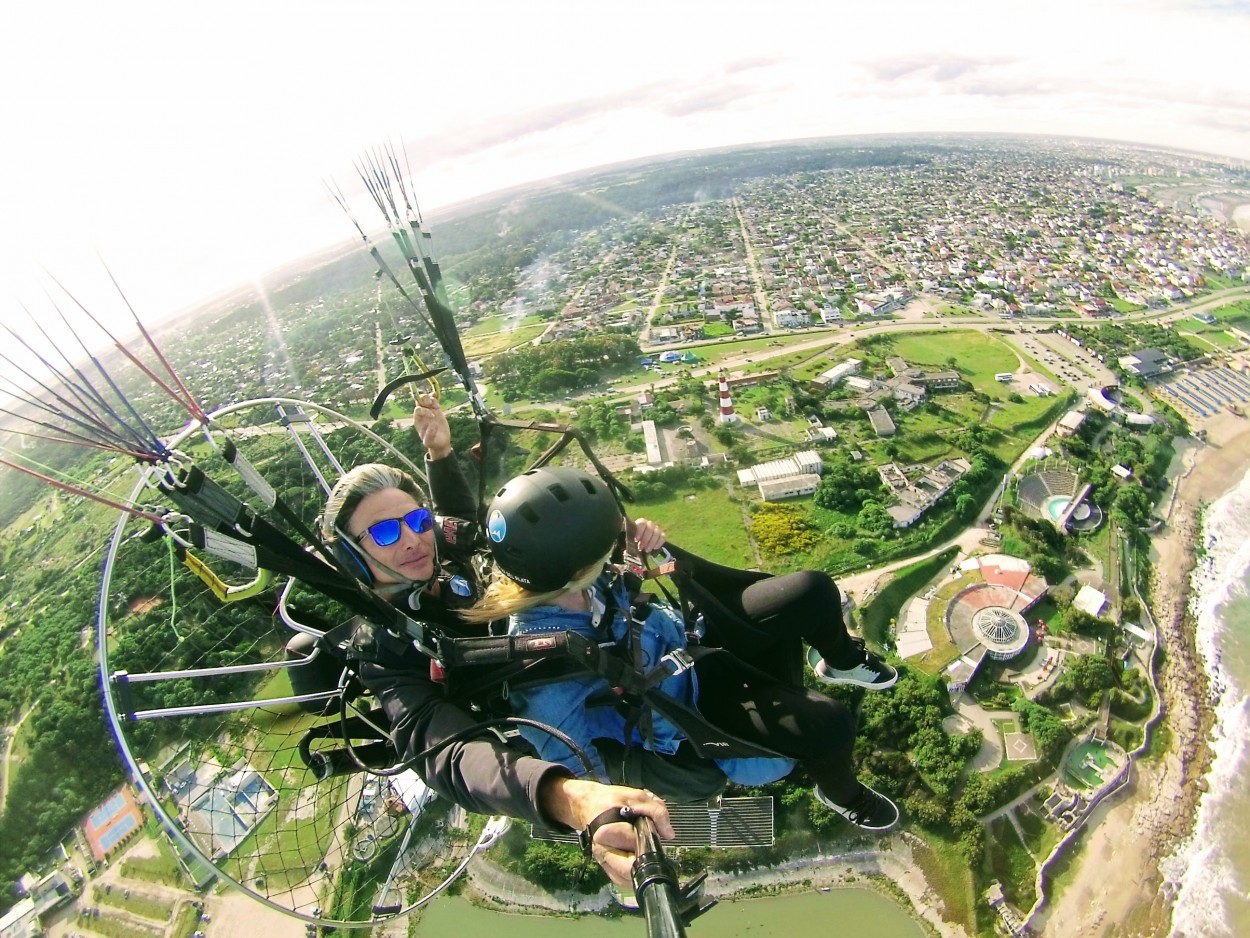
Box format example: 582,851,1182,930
364,507,434,547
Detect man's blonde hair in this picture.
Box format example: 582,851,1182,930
322,463,425,541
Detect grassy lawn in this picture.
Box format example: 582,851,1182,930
76,909,164,938
1075,525,1115,582
858,549,958,649
1109,297,1146,313
1206,299,1250,329
464,312,547,334
914,577,965,676
1025,597,1070,634
986,817,1038,909
911,834,977,932
684,330,837,369
985,394,1076,463
460,323,547,357
633,486,756,569
171,903,202,938
94,885,175,921
1177,325,1242,350
119,830,186,888
885,331,1017,377
1202,271,1243,290
1015,803,1061,858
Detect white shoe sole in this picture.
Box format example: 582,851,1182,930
814,660,899,690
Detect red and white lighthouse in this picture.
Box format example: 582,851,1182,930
717,371,737,424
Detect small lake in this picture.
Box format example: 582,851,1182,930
413,887,928,936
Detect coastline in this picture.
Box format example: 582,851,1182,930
1034,413,1250,936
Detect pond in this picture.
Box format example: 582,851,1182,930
412,887,929,937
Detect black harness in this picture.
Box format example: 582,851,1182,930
296,546,795,783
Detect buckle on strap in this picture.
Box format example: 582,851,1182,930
658,648,695,677
625,547,677,580
638,648,696,690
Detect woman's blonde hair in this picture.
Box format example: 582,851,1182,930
459,553,611,625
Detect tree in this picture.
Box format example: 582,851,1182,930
1113,484,1155,528
1058,654,1118,702
955,493,976,519
814,457,884,512
857,501,895,538
1013,699,1071,760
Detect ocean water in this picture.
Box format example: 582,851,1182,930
1163,467,1250,938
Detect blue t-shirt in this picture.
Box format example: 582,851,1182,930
508,570,794,786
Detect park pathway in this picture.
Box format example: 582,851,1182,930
0,702,37,814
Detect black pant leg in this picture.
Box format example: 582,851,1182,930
694,651,860,804
731,569,855,669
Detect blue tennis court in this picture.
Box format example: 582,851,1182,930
98,813,139,853
88,793,126,829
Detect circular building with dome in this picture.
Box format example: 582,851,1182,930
971,606,1031,661
939,554,1049,691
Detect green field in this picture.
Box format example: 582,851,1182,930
119,836,186,888
461,323,548,357
632,486,756,569
94,884,175,921
1015,803,1061,858
886,331,1015,373
465,313,547,334
858,550,958,649
986,816,1038,909
1205,299,1250,329
1177,322,1243,350
1023,597,1071,635
693,330,836,368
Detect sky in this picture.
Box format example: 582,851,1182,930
1,0,1248,340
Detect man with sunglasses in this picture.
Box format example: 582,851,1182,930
319,395,672,894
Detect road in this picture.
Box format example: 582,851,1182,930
732,197,771,322
638,209,685,347
0,702,36,814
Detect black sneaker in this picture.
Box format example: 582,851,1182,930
813,640,898,690
816,783,900,832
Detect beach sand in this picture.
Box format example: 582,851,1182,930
1033,412,1250,937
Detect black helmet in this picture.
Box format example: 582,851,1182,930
485,466,622,592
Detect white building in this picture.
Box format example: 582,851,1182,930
757,475,821,500
1074,584,1108,618
641,419,663,465
813,358,862,387
737,451,823,500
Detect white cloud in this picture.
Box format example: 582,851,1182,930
0,0,1247,328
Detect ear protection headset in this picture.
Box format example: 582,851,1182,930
330,528,375,586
